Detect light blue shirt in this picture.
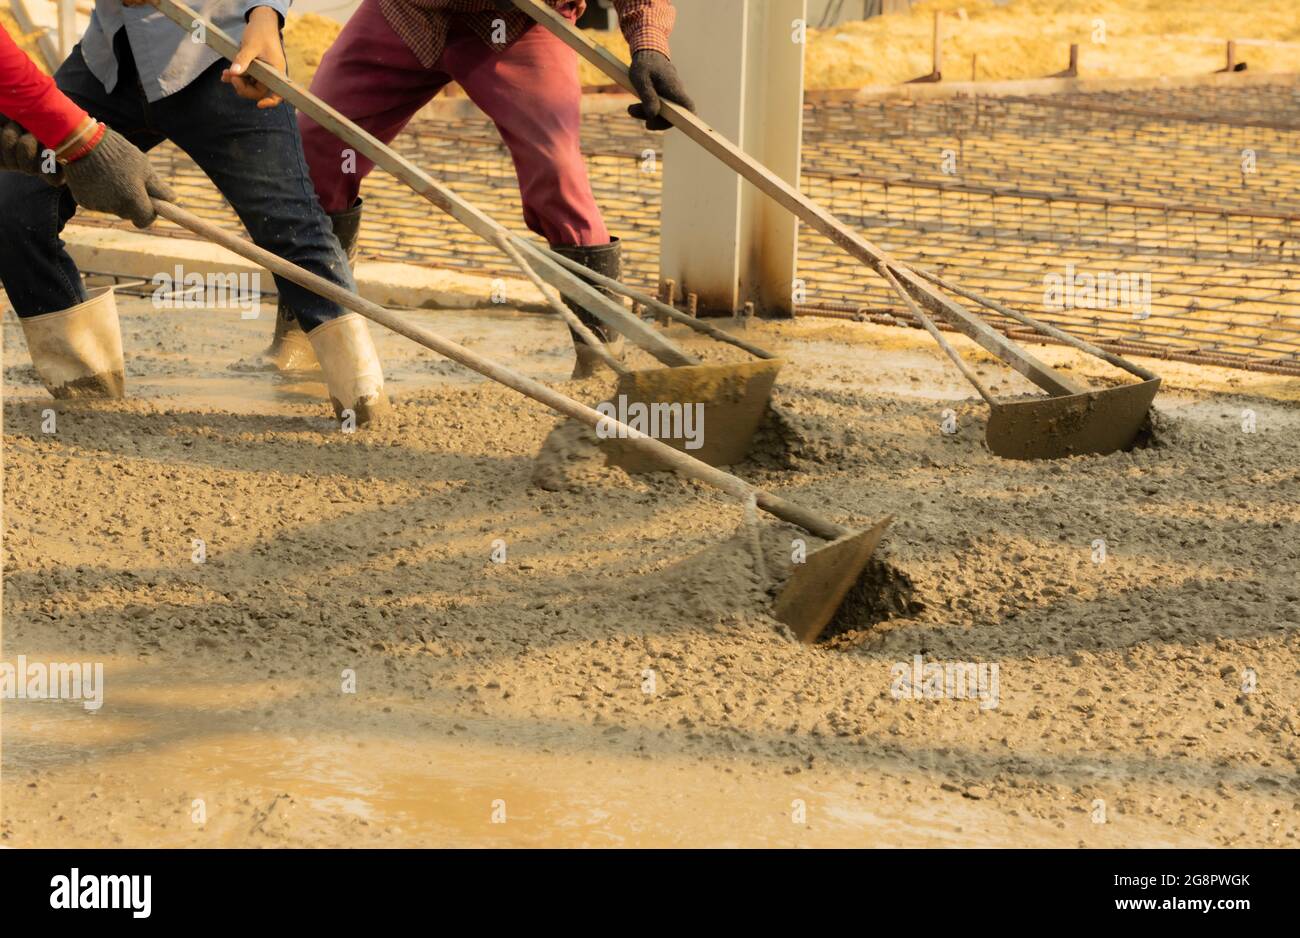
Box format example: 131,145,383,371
80,0,290,103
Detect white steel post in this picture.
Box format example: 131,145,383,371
659,0,807,317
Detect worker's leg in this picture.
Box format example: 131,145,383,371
444,15,618,376
0,41,161,316
251,0,451,375
156,60,354,334
442,15,610,247
0,173,84,316
297,0,454,215
155,60,388,423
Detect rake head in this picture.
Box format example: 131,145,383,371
597,359,784,472
985,377,1162,460
772,517,894,644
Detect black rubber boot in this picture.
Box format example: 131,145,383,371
551,238,625,379
243,200,364,372
330,198,364,264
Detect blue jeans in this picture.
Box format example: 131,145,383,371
0,37,352,330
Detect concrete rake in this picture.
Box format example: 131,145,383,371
150,0,783,472
513,0,1162,461
156,199,890,644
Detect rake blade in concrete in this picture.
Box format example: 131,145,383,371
986,377,1161,460
598,359,784,472
773,516,894,644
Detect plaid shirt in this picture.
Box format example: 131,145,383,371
379,0,675,70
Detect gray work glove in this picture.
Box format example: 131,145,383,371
63,125,176,228
0,119,64,185
628,50,694,131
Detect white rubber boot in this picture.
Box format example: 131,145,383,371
18,287,126,399
232,201,364,374
307,313,390,427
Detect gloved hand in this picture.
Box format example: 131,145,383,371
490,0,515,10
0,119,64,185
63,125,176,228
628,50,694,131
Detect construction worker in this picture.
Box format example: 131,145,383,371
267,0,693,379
0,21,173,398
0,2,389,425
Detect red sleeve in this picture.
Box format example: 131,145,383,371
0,23,87,148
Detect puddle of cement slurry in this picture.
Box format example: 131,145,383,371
1,655,1052,848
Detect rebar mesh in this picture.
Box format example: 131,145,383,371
79,80,1300,375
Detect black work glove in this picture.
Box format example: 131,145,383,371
0,119,64,185
628,50,694,131
63,125,176,228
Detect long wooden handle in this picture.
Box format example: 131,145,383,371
147,0,697,370
536,244,779,362
494,231,630,376
914,267,1160,382
508,0,1086,397
881,266,996,406
155,200,849,541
